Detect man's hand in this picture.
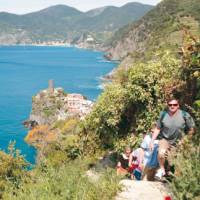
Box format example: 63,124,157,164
138,162,144,171
188,128,195,139
178,134,191,147
149,141,154,152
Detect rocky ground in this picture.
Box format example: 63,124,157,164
116,179,170,200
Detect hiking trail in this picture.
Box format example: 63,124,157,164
116,179,170,200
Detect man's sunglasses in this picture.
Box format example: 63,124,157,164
168,104,178,107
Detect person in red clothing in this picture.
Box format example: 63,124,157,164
128,148,142,180
116,146,132,176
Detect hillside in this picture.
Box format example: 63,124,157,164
0,3,153,46
105,0,200,61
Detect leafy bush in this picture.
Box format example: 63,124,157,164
76,33,200,199
54,118,80,135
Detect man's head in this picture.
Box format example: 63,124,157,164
167,98,180,114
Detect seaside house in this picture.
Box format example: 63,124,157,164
66,93,93,118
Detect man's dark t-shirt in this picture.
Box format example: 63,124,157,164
157,109,195,145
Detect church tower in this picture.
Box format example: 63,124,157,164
48,79,54,94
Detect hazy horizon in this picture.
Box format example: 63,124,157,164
0,0,162,14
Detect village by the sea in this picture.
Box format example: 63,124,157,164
0,46,117,163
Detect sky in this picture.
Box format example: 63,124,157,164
0,0,162,14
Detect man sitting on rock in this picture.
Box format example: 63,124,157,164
149,98,195,180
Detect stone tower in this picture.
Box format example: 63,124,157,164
48,79,54,94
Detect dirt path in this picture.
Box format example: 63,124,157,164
116,180,170,200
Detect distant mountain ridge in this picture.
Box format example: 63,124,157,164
85,6,109,17
0,2,153,46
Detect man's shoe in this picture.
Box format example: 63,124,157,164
155,168,165,180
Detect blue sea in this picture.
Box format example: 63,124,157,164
0,46,117,163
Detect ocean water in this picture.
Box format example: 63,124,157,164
0,46,117,163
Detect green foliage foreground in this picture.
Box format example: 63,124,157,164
2,158,120,200
169,135,200,200
169,106,200,200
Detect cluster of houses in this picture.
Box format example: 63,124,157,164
31,40,70,47
66,93,93,118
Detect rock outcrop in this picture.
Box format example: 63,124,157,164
106,20,149,61
25,81,93,127
28,87,68,126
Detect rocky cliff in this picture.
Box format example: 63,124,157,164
105,19,149,60
27,87,68,126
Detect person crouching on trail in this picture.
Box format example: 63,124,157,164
128,125,159,181
116,146,132,176
139,124,158,170
149,98,195,180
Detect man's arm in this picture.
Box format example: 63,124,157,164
179,127,195,146
187,127,195,138
185,112,196,138
149,127,160,151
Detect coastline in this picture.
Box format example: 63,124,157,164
0,42,104,52
0,43,71,47
0,45,117,164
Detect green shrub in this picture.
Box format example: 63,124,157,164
0,142,29,198
42,107,56,117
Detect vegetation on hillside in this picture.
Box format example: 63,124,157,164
0,31,198,199
106,0,200,60
5,157,120,200
168,31,200,200
78,32,200,198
